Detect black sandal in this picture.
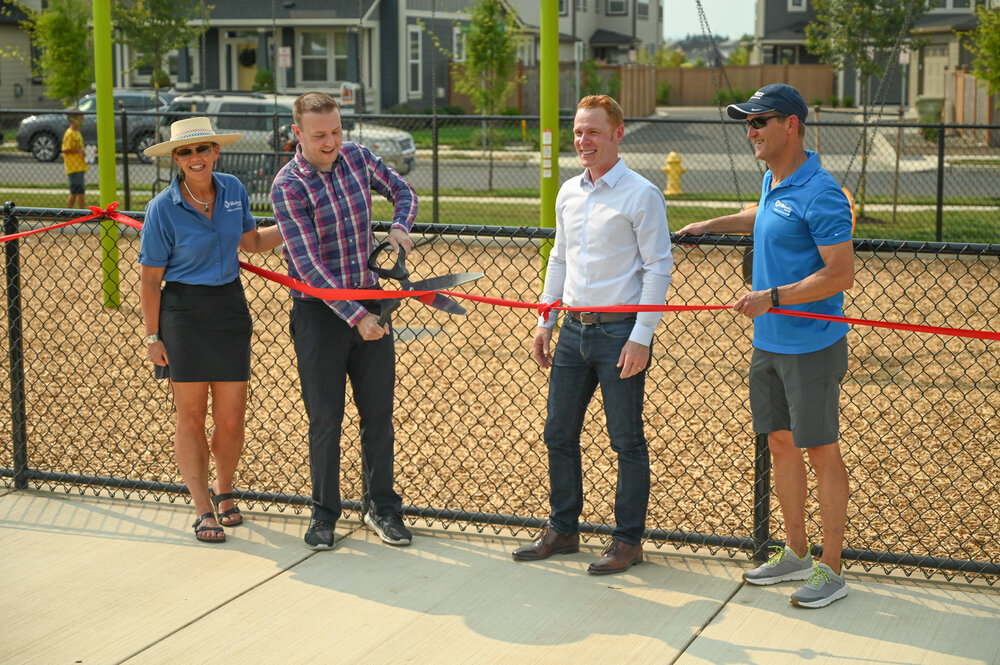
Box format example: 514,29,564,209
210,489,244,526
193,512,226,543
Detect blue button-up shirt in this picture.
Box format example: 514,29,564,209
139,172,256,285
270,142,418,326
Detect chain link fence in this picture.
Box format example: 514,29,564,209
2,204,999,584
2,108,998,241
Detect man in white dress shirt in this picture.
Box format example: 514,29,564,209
512,95,673,574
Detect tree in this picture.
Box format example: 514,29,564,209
727,35,753,66
455,0,521,191
805,0,931,214
112,0,211,97
14,0,93,104
964,5,1000,105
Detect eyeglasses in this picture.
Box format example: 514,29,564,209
173,144,214,157
745,114,785,130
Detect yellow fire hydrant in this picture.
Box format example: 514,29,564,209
662,151,686,197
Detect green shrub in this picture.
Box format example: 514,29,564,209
252,68,274,92
657,81,671,105
842,95,855,107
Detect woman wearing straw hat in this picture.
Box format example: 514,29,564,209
138,117,282,544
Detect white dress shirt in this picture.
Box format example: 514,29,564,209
538,157,673,346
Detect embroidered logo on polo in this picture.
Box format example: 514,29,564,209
773,199,793,217
224,200,243,212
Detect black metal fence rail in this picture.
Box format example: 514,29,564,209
2,205,999,583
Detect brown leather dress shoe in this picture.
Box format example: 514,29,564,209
587,538,643,575
511,527,580,561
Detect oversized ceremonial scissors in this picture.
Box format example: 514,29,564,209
367,240,484,326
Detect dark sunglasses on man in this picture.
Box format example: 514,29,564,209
745,114,786,130
174,144,214,157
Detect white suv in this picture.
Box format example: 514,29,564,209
159,91,417,175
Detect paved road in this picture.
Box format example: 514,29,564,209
0,117,989,202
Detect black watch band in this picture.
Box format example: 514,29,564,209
770,286,780,308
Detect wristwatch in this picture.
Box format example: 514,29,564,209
143,333,161,344
770,287,780,308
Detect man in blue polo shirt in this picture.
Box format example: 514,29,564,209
677,83,854,608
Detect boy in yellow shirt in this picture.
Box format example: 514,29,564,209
63,110,87,208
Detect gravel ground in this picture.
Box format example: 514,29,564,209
1,229,998,580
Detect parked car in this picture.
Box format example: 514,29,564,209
16,89,175,164
159,91,417,175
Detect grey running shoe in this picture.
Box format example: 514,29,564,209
304,519,336,551
791,562,848,608
743,544,813,585
364,509,413,546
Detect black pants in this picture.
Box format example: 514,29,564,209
290,298,402,522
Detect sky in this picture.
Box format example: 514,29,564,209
662,0,757,41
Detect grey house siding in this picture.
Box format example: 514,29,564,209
379,0,400,109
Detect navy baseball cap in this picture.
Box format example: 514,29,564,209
727,83,808,123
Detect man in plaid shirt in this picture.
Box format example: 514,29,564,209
271,91,417,551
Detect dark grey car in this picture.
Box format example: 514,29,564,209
16,90,174,164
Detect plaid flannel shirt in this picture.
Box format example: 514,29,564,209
271,142,418,326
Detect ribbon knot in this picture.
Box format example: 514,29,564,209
538,299,561,323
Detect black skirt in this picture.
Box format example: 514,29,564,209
156,278,252,382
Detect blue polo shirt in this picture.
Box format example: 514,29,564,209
752,151,852,354
139,172,256,285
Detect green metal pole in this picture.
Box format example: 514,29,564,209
93,0,120,308
538,0,559,286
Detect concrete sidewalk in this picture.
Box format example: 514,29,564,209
1,488,997,665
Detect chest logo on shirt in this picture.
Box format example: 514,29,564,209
224,199,242,212
773,199,793,217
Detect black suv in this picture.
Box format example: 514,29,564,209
16,90,175,164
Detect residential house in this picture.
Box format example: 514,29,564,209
508,0,663,64
0,0,57,111
752,0,993,110
112,0,480,112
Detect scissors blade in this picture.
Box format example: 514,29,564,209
424,293,467,316
406,272,485,292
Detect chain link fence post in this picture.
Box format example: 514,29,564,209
3,202,28,489
751,432,771,562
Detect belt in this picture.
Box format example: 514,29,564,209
569,311,636,325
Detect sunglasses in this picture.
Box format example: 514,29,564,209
745,114,785,130
173,144,214,157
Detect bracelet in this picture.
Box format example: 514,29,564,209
770,286,780,308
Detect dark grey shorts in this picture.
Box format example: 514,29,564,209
749,336,848,448
67,171,85,194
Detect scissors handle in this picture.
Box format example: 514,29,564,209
377,299,400,327
367,240,410,281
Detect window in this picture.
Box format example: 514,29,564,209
408,25,422,97
453,27,466,62
638,0,648,18
559,0,568,15
298,30,348,85
929,0,973,7
788,0,806,11
576,0,587,11
607,0,626,14
218,103,270,132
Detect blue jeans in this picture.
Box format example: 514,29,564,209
544,317,650,544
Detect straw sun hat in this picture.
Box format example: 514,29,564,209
143,116,242,157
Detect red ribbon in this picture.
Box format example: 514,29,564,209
4,204,1000,342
